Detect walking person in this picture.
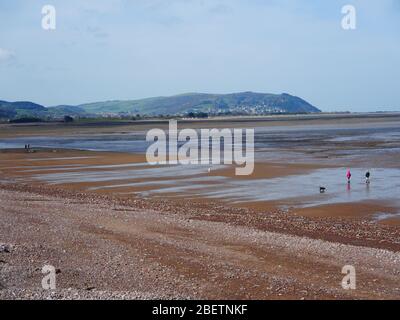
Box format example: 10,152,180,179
365,170,371,184
346,169,352,184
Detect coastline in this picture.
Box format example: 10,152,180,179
1,114,400,300
2,112,400,139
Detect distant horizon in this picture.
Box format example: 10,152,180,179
1,1,400,112
2,90,399,114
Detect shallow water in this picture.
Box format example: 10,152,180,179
2,121,400,216
28,163,225,185
2,123,400,165
129,167,400,209
200,168,400,207
20,161,400,212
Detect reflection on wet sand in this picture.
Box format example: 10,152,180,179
1,150,399,224
1,119,400,224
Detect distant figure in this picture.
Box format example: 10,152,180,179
208,167,211,173
346,169,352,184
320,187,326,194
365,171,371,184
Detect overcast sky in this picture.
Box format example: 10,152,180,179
0,0,399,111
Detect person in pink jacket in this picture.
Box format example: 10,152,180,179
346,169,352,184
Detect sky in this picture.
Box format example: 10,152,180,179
0,0,399,112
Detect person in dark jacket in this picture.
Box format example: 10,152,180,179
365,170,371,184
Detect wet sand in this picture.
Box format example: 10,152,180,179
1,148,399,224
1,112,400,139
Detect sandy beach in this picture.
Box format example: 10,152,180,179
1,115,400,300
1,176,400,300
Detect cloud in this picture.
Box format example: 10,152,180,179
1,1,399,110
0,48,14,62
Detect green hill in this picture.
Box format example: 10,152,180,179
77,92,320,115
0,100,47,119
0,92,320,120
